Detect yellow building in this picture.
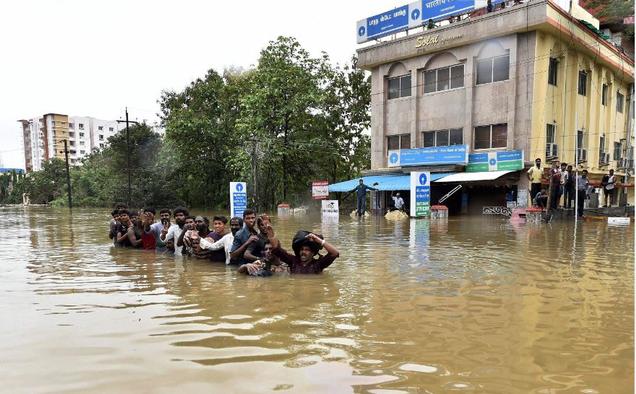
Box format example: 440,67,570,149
532,4,634,202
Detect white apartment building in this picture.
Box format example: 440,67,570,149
19,114,124,172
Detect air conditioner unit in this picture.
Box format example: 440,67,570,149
545,143,558,159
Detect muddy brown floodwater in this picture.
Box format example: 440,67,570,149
0,206,633,393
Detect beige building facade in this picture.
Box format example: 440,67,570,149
357,0,634,212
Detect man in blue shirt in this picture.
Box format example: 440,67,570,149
352,179,378,217
229,209,259,265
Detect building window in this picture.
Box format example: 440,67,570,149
388,74,412,99
80,150,85,155
387,133,411,153
99,134,104,141
79,123,84,130
614,141,622,161
69,123,74,129
69,132,75,138
617,92,624,113
79,141,85,146
109,127,114,132
100,143,105,148
576,130,587,162
578,71,587,96
70,141,75,147
548,57,558,86
423,64,464,93
599,135,607,165
546,124,557,158
476,54,510,85
422,128,463,147
601,84,608,105
98,126,103,131
79,132,84,138
474,124,507,149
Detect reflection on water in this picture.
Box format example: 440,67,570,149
0,207,633,393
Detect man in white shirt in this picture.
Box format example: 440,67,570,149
391,192,405,211
163,207,189,256
200,217,244,265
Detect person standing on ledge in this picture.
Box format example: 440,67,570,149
351,179,378,217
527,158,543,203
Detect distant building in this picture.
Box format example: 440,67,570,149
18,114,123,172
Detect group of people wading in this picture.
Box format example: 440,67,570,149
108,205,339,276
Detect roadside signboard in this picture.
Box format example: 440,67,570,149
312,180,329,200
321,200,339,217
230,182,247,218
410,171,431,217
389,145,468,167
466,150,524,172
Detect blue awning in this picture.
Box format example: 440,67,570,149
328,174,454,192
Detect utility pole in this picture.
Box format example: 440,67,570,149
125,107,131,207
63,139,72,208
116,109,139,208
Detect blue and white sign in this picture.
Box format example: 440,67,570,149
410,171,431,217
422,0,475,21
388,150,401,167
388,145,469,167
467,149,524,172
357,3,423,44
230,182,247,218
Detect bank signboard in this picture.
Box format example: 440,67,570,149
357,2,424,43
466,150,524,172
388,145,468,167
230,182,247,218
422,0,474,21
410,171,431,217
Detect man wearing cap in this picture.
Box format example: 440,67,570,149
265,226,340,274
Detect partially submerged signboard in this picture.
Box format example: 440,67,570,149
230,182,247,218
410,171,431,217
312,180,329,200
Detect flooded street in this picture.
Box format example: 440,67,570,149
0,206,633,393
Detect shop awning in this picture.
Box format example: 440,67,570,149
434,170,514,183
328,173,454,192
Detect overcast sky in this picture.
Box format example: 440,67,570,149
0,0,401,169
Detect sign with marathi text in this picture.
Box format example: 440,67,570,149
410,171,431,217
312,180,329,200
357,2,424,43
388,145,468,167
466,150,524,172
422,0,474,22
230,182,247,218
